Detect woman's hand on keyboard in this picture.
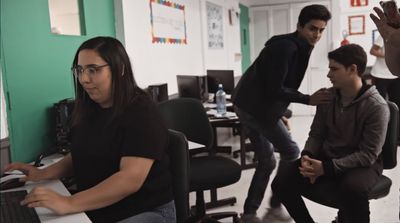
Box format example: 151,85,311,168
21,187,74,215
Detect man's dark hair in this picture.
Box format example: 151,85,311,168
328,44,367,76
298,4,331,27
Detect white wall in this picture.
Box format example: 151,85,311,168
115,0,241,94
246,0,322,6
334,0,383,66
200,0,242,75
248,0,381,67
1,69,8,139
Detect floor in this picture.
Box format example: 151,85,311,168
189,116,400,223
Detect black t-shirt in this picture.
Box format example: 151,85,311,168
70,95,173,223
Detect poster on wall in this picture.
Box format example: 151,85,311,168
348,15,365,35
351,0,368,7
149,0,187,44
206,1,224,49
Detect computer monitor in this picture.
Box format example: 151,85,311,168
148,83,168,103
176,75,208,102
206,70,235,94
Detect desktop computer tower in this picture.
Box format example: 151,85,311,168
53,98,75,154
177,75,209,102
148,83,168,103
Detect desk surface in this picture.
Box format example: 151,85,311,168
1,154,92,223
188,140,205,150
1,178,92,223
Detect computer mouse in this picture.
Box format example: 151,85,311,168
0,177,25,190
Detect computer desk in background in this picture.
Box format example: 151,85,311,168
204,102,257,170
1,179,91,223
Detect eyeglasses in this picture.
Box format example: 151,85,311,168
71,64,109,78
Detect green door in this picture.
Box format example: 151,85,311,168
1,0,115,162
240,4,251,73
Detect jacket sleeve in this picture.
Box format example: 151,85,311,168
256,40,310,104
333,103,389,173
302,105,327,158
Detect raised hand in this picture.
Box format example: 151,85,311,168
370,7,398,42
370,7,400,76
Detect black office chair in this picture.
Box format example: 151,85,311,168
302,101,399,222
159,98,242,223
167,130,190,223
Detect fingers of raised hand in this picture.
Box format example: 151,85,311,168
373,7,386,20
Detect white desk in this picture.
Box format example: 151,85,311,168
188,140,205,150
1,154,92,223
1,177,91,223
203,102,233,109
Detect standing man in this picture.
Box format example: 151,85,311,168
232,4,331,223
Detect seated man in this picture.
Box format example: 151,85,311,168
272,44,390,223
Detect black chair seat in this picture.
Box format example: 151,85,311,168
190,156,241,191
159,98,242,222
303,174,393,209
368,175,392,199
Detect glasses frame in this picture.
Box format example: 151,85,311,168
71,64,109,78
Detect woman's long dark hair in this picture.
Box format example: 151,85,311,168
71,36,145,125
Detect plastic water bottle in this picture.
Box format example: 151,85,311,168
216,84,227,115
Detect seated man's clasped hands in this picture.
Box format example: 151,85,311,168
299,155,324,184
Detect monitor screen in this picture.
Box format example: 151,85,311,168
207,70,234,94
147,83,168,103
176,75,208,102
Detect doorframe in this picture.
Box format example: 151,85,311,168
239,3,251,73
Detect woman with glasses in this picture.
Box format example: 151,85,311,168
4,36,176,223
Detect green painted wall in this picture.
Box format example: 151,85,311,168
1,0,115,162
239,4,251,73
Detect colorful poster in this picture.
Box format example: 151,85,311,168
206,1,224,49
150,0,187,44
351,0,368,7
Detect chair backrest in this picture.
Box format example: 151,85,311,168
167,129,190,223
158,98,214,150
382,101,399,169
176,75,209,102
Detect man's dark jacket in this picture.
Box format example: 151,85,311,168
233,32,314,125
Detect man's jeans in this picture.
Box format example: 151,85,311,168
236,108,300,215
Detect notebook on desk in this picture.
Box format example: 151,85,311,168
206,109,237,119
1,190,40,223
